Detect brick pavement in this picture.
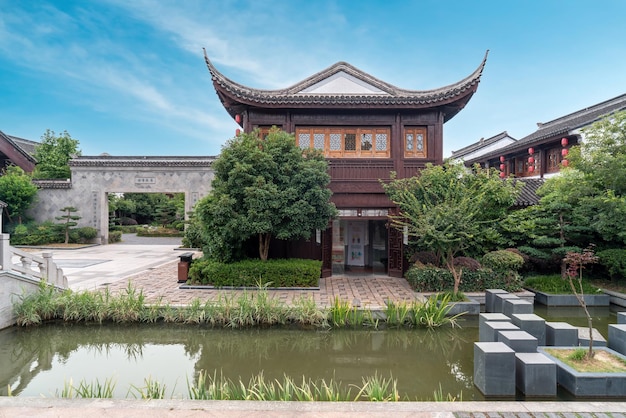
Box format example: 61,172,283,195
102,259,422,309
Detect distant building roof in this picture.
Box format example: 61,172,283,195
512,178,544,207
451,131,517,161
500,92,626,154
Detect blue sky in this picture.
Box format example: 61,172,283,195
1,0,625,157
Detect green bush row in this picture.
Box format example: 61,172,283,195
188,258,322,287
523,274,603,294
136,227,183,237
405,266,523,293
10,222,98,245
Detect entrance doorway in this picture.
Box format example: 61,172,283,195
331,219,388,275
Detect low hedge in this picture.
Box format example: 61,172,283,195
136,227,183,237
405,266,523,293
188,258,322,287
524,274,602,294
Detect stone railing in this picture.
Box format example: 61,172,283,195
0,233,68,289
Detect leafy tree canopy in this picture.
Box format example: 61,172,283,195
382,160,520,295
569,110,626,195
501,111,626,273
33,129,81,179
196,128,337,261
0,165,38,227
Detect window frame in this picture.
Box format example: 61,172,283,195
404,127,427,158
295,127,391,158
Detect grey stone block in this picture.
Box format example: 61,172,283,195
474,342,516,397
532,290,609,306
494,293,520,313
545,322,578,346
618,312,626,324
445,299,480,316
485,289,508,313
502,298,534,318
511,313,546,346
483,321,520,342
608,324,626,355
515,352,556,397
498,330,538,353
479,313,510,342
576,327,607,347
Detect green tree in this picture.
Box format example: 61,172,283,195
56,206,80,244
502,111,626,274
0,165,38,228
382,161,520,296
196,128,337,261
33,129,81,179
570,110,626,195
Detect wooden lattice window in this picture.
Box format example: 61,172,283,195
404,127,427,158
295,127,390,158
546,148,562,173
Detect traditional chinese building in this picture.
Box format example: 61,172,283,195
205,51,488,277
462,93,626,179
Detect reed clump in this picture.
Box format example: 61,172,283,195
14,280,459,329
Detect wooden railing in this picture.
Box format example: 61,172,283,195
0,233,68,289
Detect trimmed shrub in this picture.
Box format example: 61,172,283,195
188,258,321,287
409,251,440,266
108,230,122,243
405,265,523,293
70,227,98,243
597,248,626,280
482,250,524,272
119,217,138,226
453,256,481,272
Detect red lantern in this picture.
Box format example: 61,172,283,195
235,114,241,124
499,171,506,179
528,147,534,155
528,165,534,173
561,137,568,147
562,159,569,167
235,129,241,136
561,148,568,157
499,163,506,171
528,156,535,164
500,155,505,163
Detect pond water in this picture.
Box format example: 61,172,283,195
0,306,622,400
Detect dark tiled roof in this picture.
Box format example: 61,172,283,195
69,156,216,167
0,130,38,163
204,50,488,120
0,200,7,208
512,178,544,207
451,131,516,157
503,93,626,152
8,135,39,156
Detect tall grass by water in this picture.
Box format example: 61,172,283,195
45,371,403,401
13,280,459,329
